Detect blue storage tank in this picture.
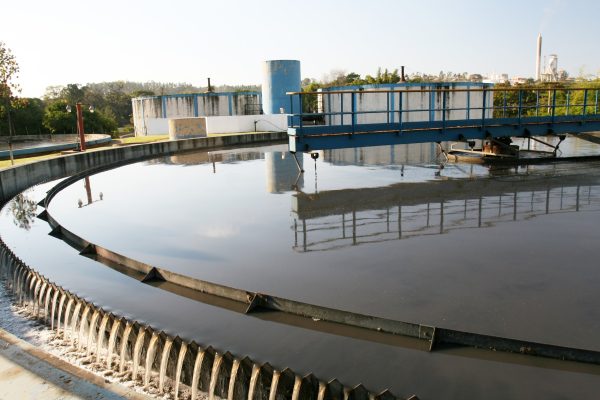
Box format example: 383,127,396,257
262,60,301,115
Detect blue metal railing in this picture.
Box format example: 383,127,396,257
286,86,600,152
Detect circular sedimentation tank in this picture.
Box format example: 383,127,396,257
2,136,600,399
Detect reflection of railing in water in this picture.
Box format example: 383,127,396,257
293,185,600,253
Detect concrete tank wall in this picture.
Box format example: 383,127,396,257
0,132,287,204
262,60,301,115
132,92,261,136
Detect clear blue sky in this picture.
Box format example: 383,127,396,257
2,0,599,98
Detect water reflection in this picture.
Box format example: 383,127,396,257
7,192,37,230
265,152,303,193
324,142,438,166
167,150,264,168
77,177,104,208
292,177,600,253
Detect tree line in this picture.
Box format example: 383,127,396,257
491,80,600,118
300,67,600,114
0,80,261,137
2,41,599,137
1,42,260,137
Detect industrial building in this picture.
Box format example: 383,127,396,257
132,60,301,138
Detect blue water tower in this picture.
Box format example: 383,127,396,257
262,60,301,115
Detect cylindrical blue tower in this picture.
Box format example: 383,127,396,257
262,60,301,115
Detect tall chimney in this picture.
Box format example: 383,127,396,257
536,34,542,81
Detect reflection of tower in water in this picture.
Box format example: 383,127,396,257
265,152,303,193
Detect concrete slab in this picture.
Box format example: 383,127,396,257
0,328,152,400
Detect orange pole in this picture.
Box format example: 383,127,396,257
76,103,86,151
84,176,93,205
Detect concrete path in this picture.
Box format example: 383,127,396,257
0,329,152,400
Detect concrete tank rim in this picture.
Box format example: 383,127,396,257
264,59,301,63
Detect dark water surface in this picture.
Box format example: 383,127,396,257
3,138,600,399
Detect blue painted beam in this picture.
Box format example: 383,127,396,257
289,118,600,152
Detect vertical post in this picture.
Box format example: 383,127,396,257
352,210,357,245
386,91,390,124
551,89,557,123
517,90,523,123
4,96,14,164
481,88,487,129
595,90,599,114
340,93,344,126
76,103,86,151
84,177,93,205
502,90,507,118
302,219,307,252
390,90,395,124
294,219,298,247
440,201,444,234
583,89,588,118
566,91,570,115
398,90,403,134
351,92,356,135
298,93,303,129
442,89,446,132
397,206,402,239
429,90,435,122
535,90,540,118
466,88,471,120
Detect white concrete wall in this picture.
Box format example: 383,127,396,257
145,118,169,135
198,96,230,117
205,114,288,134
133,93,261,136
164,96,195,118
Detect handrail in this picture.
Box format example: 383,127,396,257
287,86,599,96
288,87,600,128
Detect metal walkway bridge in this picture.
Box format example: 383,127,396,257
286,86,600,153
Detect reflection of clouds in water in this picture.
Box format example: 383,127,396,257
196,224,241,239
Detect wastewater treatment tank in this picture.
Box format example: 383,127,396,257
2,136,600,399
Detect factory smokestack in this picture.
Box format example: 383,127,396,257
536,33,542,81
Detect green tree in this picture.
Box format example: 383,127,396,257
43,100,117,134
301,81,322,113
0,41,20,139
9,98,48,135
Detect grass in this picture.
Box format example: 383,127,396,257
0,135,170,170
111,135,169,145
0,131,276,170
0,153,59,169
208,131,272,137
